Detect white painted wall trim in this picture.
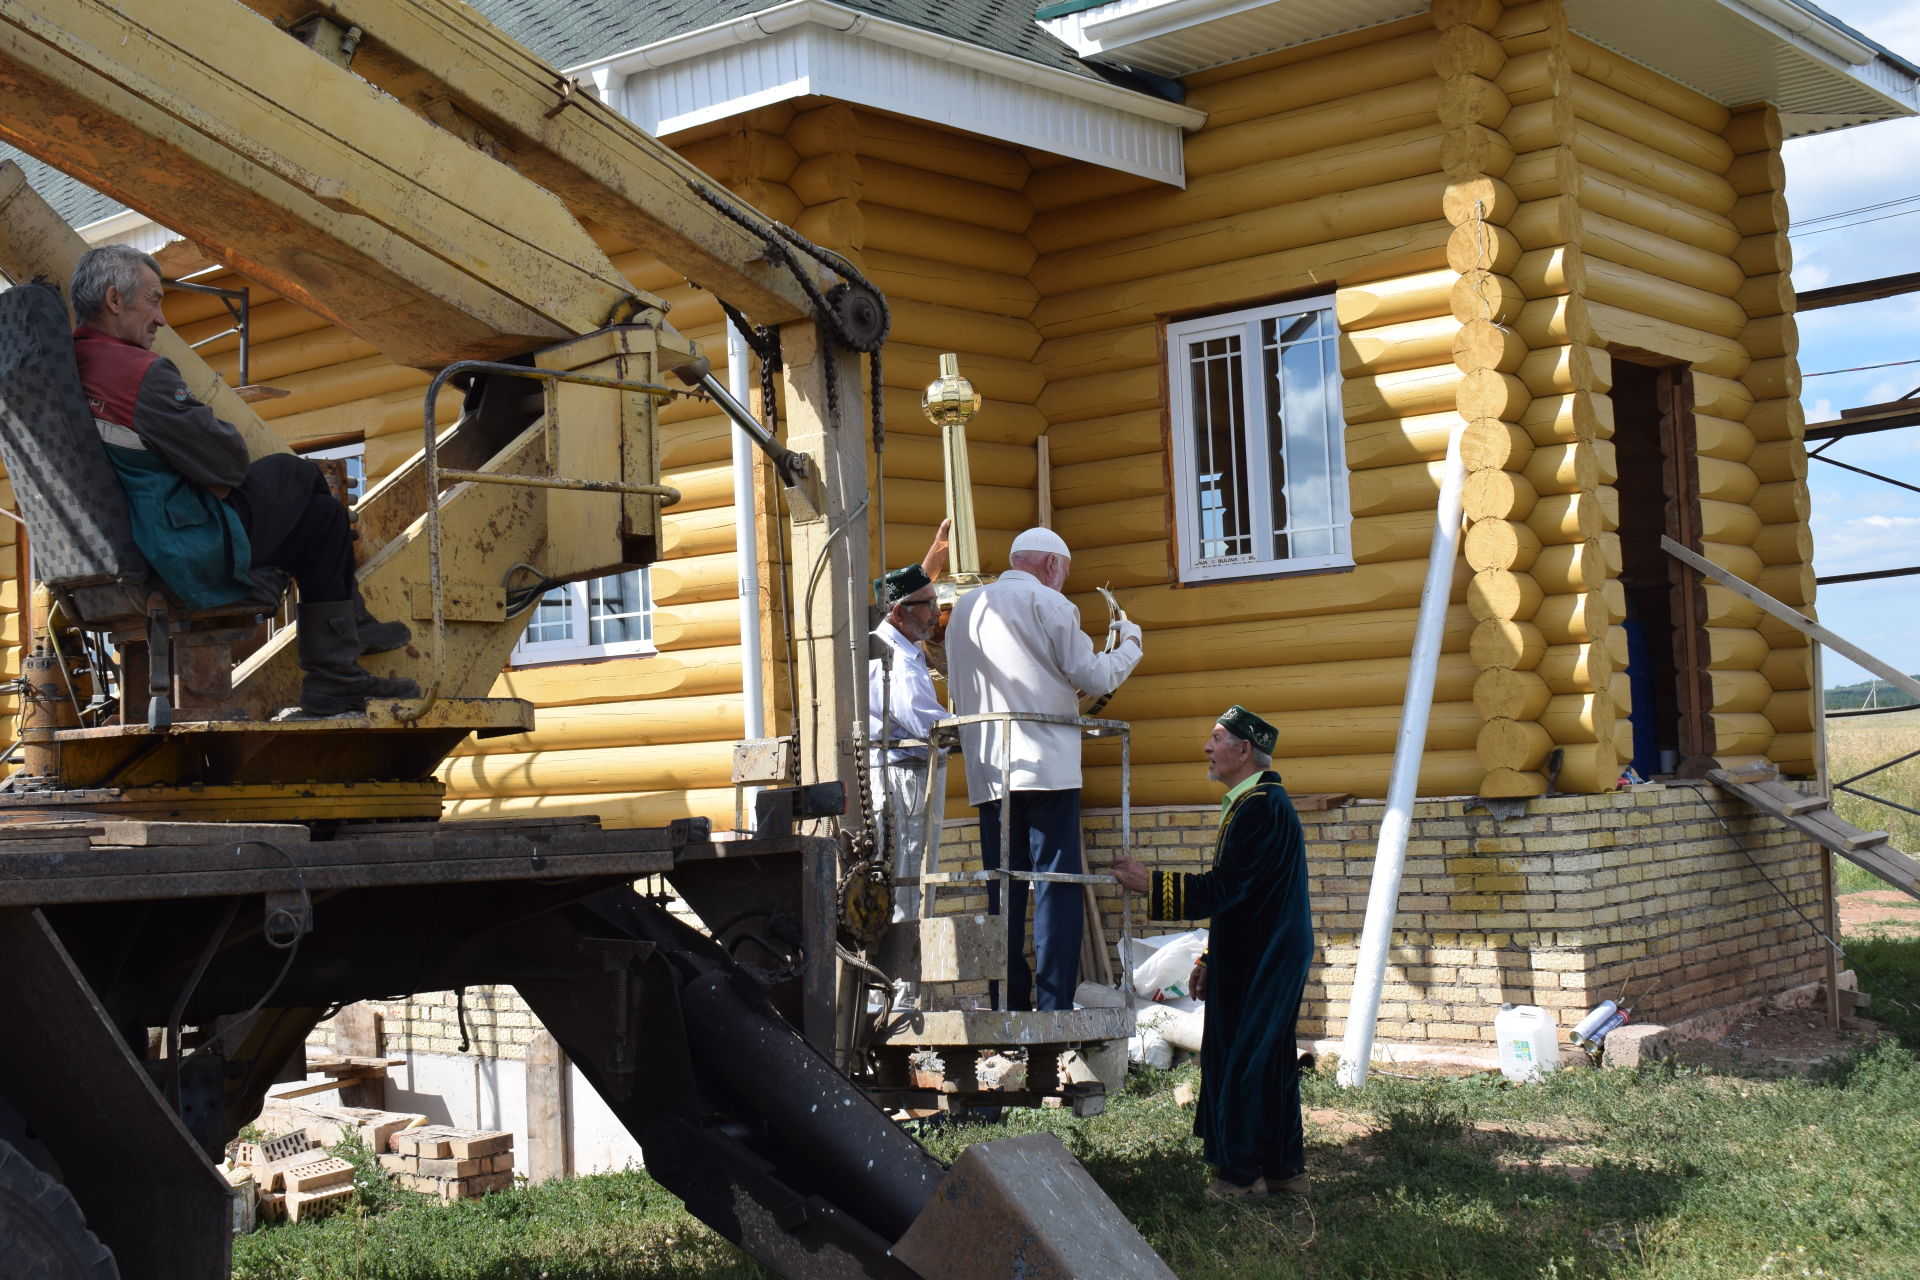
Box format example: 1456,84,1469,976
576,0,1201,186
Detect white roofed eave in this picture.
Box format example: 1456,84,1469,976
1040,0,1918,138
574,0,1206,187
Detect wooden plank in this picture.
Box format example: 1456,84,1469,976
270,1076,365,1101
1292,792,1356,812
234,0,818,324
1750,781,1827,816
0,823,104,841
871,1006,1132,1048
1710,767,1920,901
525,1030,569,1184
331,1006,386,1109
0,0,636,366
93,821,311,847
1666,538,1920,708
1796,268,1920,312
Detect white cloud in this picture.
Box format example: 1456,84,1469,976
1812,511,1920,578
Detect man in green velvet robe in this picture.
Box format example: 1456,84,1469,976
1114,705,1314,1200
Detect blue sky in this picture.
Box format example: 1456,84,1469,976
1781,1,1920,686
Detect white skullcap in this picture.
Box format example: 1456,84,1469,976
1009,527,1071,559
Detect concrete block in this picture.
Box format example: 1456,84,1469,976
1602,1023,1674,1068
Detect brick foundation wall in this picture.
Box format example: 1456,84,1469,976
1084,783,1827,1043
320,786,1827,1058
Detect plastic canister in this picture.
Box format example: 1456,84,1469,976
1494,1003,1562,1083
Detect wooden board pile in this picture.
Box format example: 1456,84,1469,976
377,1126,515,1200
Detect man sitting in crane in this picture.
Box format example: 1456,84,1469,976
69,244,419,716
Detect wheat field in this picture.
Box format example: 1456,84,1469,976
1823,708,1920,890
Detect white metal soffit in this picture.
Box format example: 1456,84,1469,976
1040,0,1918,137
1038,0,1424,78
575,0,1206,187
1565,0,1917,137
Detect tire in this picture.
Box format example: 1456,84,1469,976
0,1138,119,1280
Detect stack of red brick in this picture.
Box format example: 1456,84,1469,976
378,1125,515,1200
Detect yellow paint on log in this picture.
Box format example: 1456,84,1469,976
1467,568,1543,622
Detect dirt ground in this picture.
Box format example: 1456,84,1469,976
1837,888,1920,938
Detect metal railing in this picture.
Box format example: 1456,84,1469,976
399,357,684,721
880,710,1135,1010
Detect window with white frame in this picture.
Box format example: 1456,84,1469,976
511,568,656,664
1166,296,1352,582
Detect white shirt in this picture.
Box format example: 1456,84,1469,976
945,569,1142,803
868,619,944,765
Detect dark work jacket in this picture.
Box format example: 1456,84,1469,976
73,326,253,610
1149,771,1314,1176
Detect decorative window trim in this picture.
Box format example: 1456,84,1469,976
1166,294,1352,584
510,569,657,666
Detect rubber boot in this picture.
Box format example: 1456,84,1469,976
354,593,411,655
296,599,421,715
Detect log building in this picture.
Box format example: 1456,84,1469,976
3,0,1916,1099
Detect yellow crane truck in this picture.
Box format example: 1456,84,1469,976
0,3,1168,1277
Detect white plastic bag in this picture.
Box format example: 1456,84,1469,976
1124,928,1208,1003
1128,1026,1174,1070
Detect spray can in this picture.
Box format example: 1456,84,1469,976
1571,1000,1618,1042
1582,1013,1628,1043
1571,1006,1628,1049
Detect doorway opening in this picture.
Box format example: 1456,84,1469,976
1611,358,1715,777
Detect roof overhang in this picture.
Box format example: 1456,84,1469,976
1038,0,1918,138
573,0,1206,187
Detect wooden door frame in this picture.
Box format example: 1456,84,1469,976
1612,352,1717,771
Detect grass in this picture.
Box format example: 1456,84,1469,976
235,1029,1920,1280
1825,709,1920,872
234,719,1920,1279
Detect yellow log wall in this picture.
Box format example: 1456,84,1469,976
1442,1,1551,797
47,0,1815,817
451,102,1041,826
1723,104,1816,773
1028,0,1809,801
1034,16,1471,805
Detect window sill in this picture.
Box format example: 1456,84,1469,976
508,645,659,671
1173,560,1357,588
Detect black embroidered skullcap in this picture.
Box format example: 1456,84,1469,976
1218,705,1278,754
873,563,932,605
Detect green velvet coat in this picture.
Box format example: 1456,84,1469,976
1149,771,1313,1182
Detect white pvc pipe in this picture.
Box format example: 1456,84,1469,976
729,325,767,750
1336,420,1468,1089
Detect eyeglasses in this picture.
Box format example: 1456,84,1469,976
899,599,938,611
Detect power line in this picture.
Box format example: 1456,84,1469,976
1791,206,1920,239
1802,357,1920,378
1795,190,1920,228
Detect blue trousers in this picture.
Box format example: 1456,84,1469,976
977,789,1082,1012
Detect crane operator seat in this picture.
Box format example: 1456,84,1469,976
0,279,283,729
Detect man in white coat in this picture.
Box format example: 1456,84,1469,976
945,527,1143,1010
869,562,946,1011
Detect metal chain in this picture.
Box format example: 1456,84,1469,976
693,180,898,879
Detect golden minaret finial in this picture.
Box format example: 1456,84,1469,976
922,353,986,588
